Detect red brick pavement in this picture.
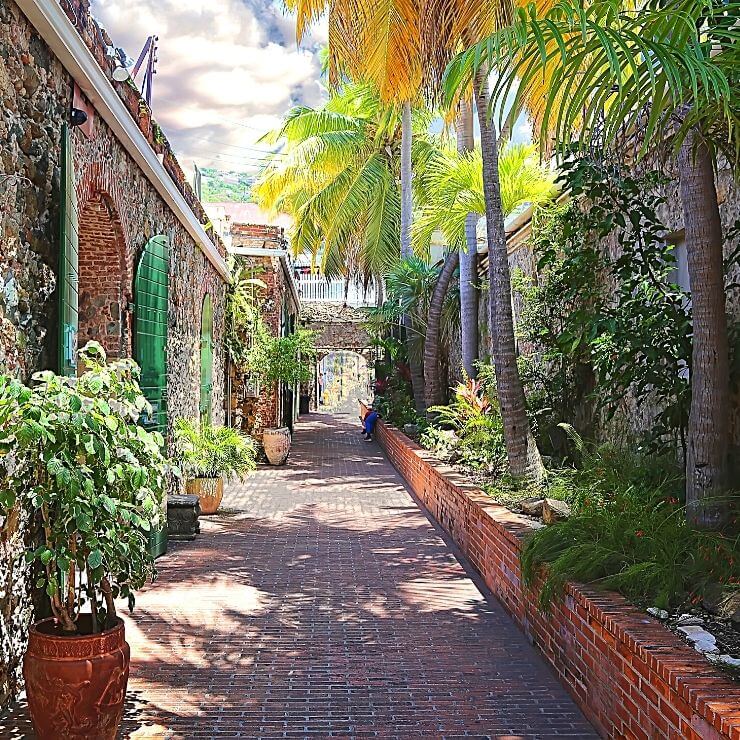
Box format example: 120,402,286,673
1,413,596,739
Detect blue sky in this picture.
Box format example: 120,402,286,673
91,0,327,176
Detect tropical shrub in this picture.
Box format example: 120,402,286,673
520,435,739,611
0,342,169,633
372,373,420,430
174,419,257,480
514,155,693,457
425,374,507,474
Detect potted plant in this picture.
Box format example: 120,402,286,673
174,419,256,514
246,326,317,465
0,342,169,740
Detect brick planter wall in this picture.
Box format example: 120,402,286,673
363,405,740,739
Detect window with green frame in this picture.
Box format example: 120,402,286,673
200,293,213,425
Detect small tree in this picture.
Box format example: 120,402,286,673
0,342,169,633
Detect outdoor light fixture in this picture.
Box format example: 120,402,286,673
112,65,130,82
70,108,88,127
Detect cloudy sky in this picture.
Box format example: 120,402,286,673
91,0,327,177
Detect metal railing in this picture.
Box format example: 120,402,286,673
296,277,376,307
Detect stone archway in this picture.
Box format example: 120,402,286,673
314,349,376,413
76,191,132,358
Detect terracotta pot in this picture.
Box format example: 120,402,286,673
263,427,291,465
185,476,224,515
24,616,129,740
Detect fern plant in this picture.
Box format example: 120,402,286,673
520,439,739,611
174,420,257,481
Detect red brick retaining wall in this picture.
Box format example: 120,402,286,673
364,405,740,739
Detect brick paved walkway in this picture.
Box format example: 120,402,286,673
1,412,595,739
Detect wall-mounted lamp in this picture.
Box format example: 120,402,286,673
112,65,130,82
70,108,88,127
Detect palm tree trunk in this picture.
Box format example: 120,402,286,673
457,97,479,379
473,72,544,482
424,251,460,408
400,102,413,260
400,100,425,412
678,131,730,529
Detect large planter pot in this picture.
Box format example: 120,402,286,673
185,476,224,515
24,616,129,740
263,427,291,465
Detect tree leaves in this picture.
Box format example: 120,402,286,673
0,342,169,632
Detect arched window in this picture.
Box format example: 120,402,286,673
200,293,214,425
134,235,169,434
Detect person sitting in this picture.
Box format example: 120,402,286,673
361,408,379,441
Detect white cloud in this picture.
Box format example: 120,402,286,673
91,0,327,176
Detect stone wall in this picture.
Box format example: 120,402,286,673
71,107,227,439
228,249,298,440
367,406,740,740
0,0,226,711
1,0,70,378
472,166,740,449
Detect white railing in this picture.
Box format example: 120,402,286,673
296,277,377,307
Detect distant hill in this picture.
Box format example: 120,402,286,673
200,167,253,202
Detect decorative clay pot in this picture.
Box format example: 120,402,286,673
24,616,129,740
263,427,291,465
185,476,224,515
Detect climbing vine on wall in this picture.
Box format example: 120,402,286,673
515,155,693,458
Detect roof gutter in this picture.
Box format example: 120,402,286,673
18,0,230,283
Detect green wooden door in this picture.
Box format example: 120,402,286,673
134,236,169,435
200,293,213,425
134,236,169,558
58,124,79,376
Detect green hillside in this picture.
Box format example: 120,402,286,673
200,168,253,202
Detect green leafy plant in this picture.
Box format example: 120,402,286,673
514,155,693,458
247,326,317,387
227,265,316,387
0,342,169,633
426,373,507,474
174,419,257,480
520,436,739,611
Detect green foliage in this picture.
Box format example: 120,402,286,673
201,168,252,203
425,373,507,474
520,437,739,611
174,419,257,480
227,265,317,386
514,155,692,457
445,0,740,164
248,325,318,387
0,342,169,633
365,255,460,369
413,142,556,254
372,374,420,429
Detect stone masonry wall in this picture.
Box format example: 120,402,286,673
0,0,226,711
229,253,283,439
473,166,740,450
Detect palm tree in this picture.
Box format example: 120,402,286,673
445,0,740,525
415,142,556,408
254,84,404,288
457,98,480,380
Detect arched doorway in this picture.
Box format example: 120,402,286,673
58,125,131,374
316,350,371,414
77,196,130,359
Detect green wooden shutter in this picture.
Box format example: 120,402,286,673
199,293,213,425
134,236,169,434
58,124,79,376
